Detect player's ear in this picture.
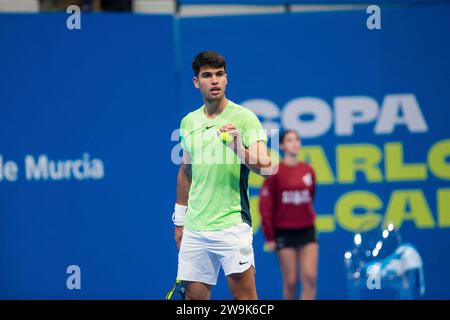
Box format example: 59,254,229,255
193,76,200,89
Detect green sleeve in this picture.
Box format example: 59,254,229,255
179,117,188,151
242,110,268,148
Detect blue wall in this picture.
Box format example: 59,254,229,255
1,4,449,299
0,13,179,299
177,4,450,299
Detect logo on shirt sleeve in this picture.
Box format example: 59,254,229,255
303,173,313,186
261,187,270,197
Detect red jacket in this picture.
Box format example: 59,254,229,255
259,162,316,242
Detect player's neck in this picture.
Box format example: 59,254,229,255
283,155,298,167
204,97,229,119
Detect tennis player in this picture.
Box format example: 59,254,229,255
172,51,272,300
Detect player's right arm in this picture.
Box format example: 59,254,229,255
174,150,191,250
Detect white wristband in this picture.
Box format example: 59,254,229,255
172,203,188,226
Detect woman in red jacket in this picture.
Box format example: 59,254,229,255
259,129,318,300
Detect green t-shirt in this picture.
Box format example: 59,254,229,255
180,100,267,231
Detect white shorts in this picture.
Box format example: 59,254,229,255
177,222,255,286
